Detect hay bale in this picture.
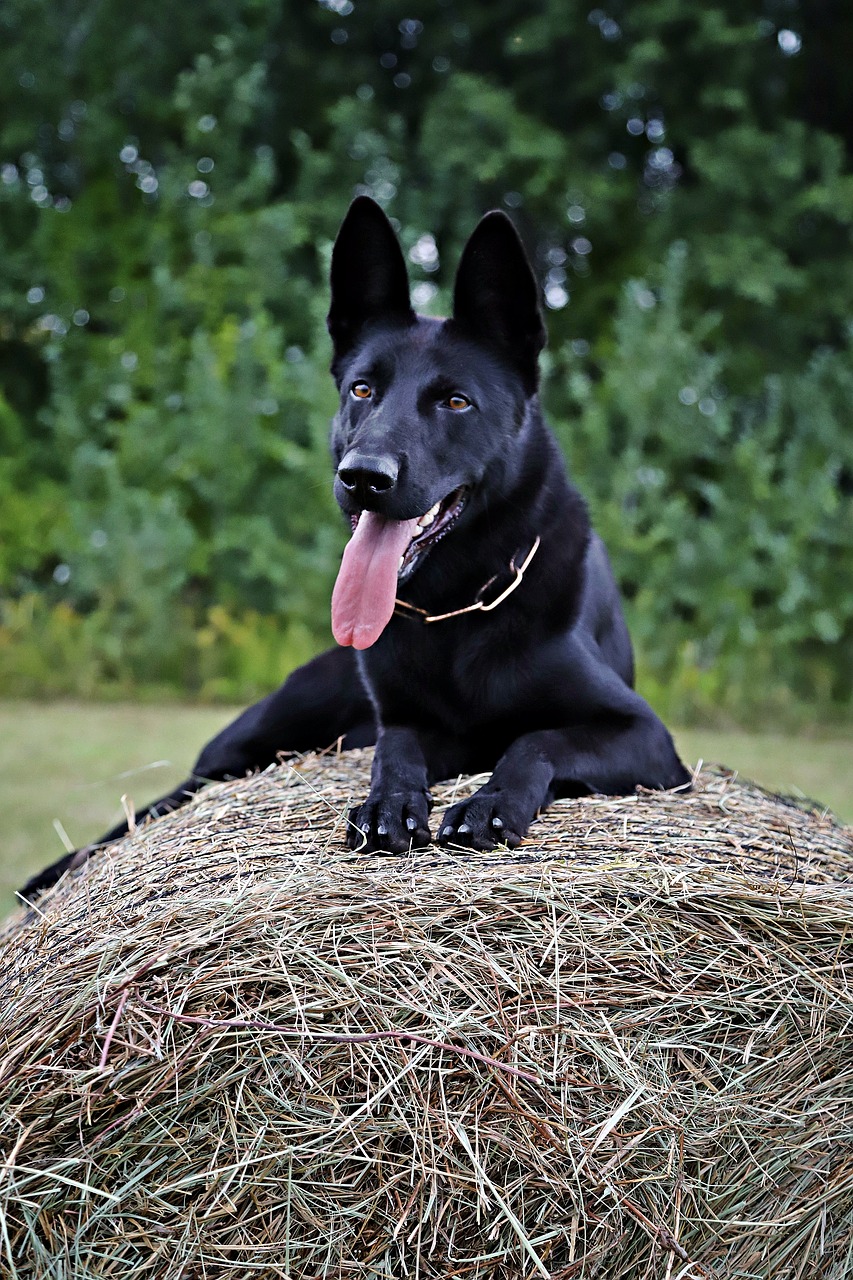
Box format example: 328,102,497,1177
2,750,852,1279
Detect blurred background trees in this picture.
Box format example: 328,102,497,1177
1,0,851,723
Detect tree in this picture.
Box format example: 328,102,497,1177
0,0,850,717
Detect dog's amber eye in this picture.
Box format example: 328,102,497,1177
350,382,372,400
446,394,471,411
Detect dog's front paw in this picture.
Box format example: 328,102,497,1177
436,791,527,851
346,788,432,854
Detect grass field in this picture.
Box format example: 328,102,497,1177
1,701,850,915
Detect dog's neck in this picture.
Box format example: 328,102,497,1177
394,536,541,624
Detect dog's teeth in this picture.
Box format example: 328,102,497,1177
417,502,441,529
399,555,405,570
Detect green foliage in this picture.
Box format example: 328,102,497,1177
556,245,853,722
0,0,851,719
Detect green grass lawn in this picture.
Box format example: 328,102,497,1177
1,701,850,916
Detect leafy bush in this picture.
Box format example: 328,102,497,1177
555,245,853,722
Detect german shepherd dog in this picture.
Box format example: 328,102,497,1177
22,197,689,899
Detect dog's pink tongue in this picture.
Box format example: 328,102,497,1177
332,512,419,649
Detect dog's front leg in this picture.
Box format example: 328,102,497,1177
347,726,434,854
436,718,689,851
435,733,554,851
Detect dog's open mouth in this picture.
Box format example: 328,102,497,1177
332,487,467,650
368,485,466,576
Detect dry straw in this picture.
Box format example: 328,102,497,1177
2,749,853,1279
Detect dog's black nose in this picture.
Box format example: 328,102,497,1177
338,451,399,502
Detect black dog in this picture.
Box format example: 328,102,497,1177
22,197,689,899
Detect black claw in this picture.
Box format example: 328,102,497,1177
458,823,471,834
406,816,417,832
491,816,504,829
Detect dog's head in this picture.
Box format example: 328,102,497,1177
326,197,546,649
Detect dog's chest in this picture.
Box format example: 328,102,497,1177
361,618,557,738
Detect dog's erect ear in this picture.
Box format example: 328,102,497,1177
452,211,546,392
327,197,415,363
